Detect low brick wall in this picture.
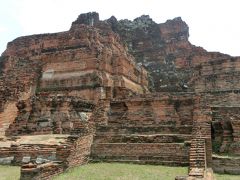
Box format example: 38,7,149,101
19,134,93,180
91,143,189,166
0,144,57,165
57,134,93,167
213,155,240,175
20,162,64,180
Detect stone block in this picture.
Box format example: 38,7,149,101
22,156,31,163
0,156,14,165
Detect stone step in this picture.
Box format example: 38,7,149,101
189,161,205,164
190,148,205,151
107,121,186,127
191,140,205,142
190,152,205,156
190,153,205,156
190,156,205,159
191,144,204,150
92,154,188,160
91,158,189,166
96,125,192,135
190,160,205,164
91,143,189,159
191,147,205,149
190,148,205,150
190,166,205,169
189,169,204,177
93,134,192,143
190,159,205,161
190,147,205,150
191,143,205,145
189,164,205,167
190,162,205,165
190,147,204,149
190,156,205,158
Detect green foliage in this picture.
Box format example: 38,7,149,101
147,73,155,92
212,141,222,153
230,142,240,148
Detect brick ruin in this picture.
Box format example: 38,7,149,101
0,12,240,179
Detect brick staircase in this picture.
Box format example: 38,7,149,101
187,119,212,179
189,137,206,178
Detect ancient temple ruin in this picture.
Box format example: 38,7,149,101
0,12,240,180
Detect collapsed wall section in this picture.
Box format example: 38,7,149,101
20,134,93,180
105,14,230,92
0,57,43,137
5,95,95,136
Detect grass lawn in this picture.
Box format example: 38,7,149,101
54,163,188,180
54,163,240,180
215,174,240,180
0,165,20,180
1,163,240,180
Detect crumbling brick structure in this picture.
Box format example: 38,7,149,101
1,12,240,180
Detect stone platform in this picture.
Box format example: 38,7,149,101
0,135,69,165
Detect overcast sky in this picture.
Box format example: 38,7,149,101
0,0,239,56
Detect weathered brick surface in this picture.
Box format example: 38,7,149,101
91,143,189,166
0,144,57,165
2,19,148,102
19,134,93,180
0,57,42,136
0,135,69,165
211,107,240,155
212,155,240,175
20,162,65,180
193,57,240,93
5,95,95,136
1,12,240,180
91,93,194,166
57,135,93,167
0,102,18,136
106,14,230,92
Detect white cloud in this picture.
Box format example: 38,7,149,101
0,26,7,33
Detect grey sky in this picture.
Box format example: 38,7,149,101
0,0,239,56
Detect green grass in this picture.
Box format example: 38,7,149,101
215,174,240,180
54,163,188,180
0,165,20,180
1,163,240,180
